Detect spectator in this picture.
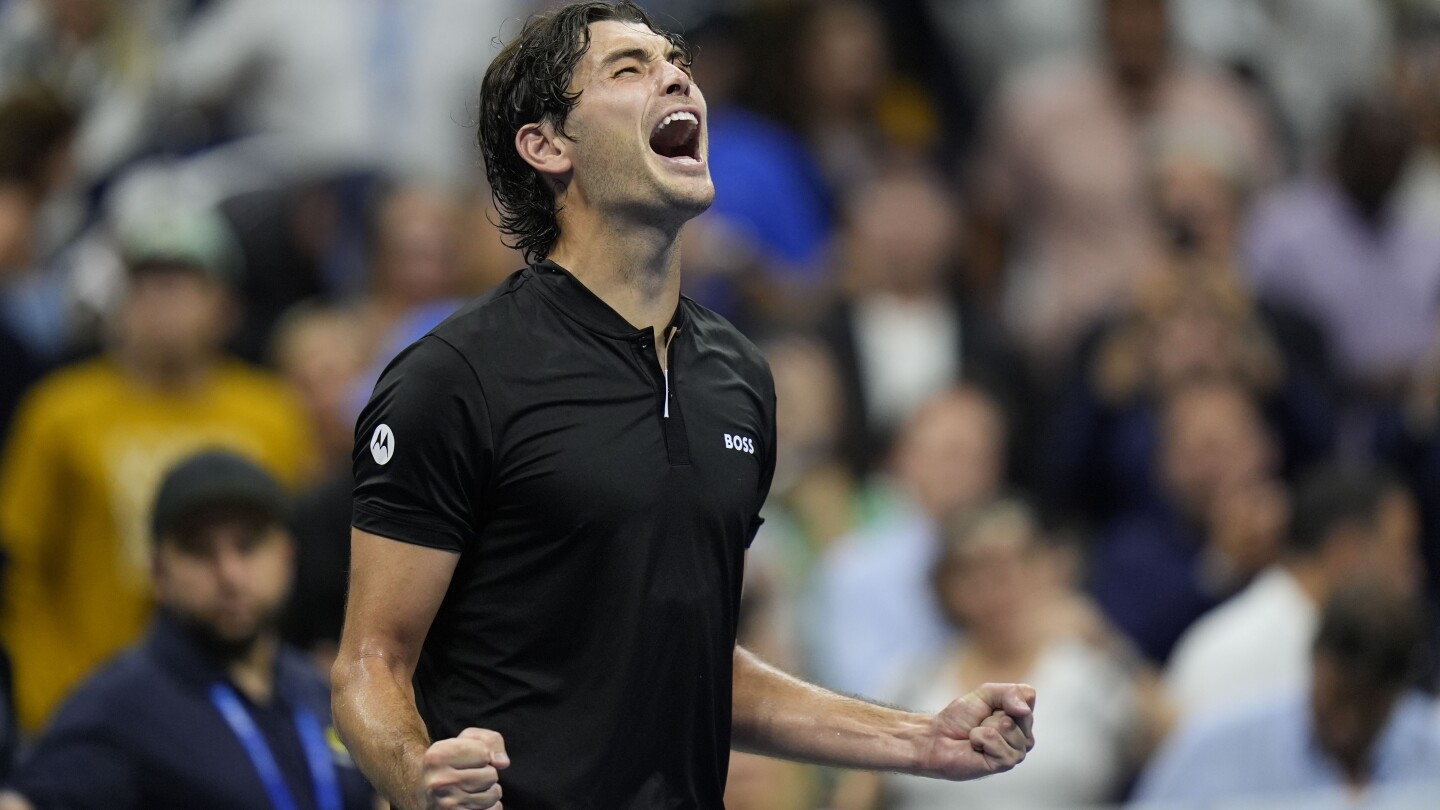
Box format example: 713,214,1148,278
271,305,366,476
0,450,375,808
1171,0,1393,170
1394,22,1440,234
676,14,835,327
1166,465,1423,721
746,1,939,200
269,305,367,667
0,208,314,731
0,82,76,444
743,335,858,671
1042,259,1332,525
812,385,1008,696
1377,326,1440,616
1134,583,1440,807
165,0,524,186
344,182,466,418
0,0,173,185
821,164,1024,477
1244,93,1440,403
834,499,1159,810
1091,376,1288,663
970,0,1274,371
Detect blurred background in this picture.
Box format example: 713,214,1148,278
1,0,1439,807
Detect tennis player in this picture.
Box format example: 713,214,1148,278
333,4,1036,809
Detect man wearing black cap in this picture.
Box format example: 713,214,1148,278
0,207,314,733
0,450,373,809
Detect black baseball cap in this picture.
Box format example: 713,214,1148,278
150,450,287,543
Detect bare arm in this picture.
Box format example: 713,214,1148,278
332,529,504,810
730,646,1035,779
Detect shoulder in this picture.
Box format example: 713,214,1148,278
15,358,120,421
681,298,772,386
425,268,545,358
42,648,158,734
1139,692,1307,797
276,645,331,711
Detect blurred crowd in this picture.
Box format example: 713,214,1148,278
1,0,1440,807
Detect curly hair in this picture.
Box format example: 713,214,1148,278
478,1,692,263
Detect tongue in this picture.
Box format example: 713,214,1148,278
650,120,695,158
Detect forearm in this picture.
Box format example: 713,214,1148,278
331,654,431,810
730,646,931,773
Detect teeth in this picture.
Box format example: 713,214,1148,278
658,111,698,130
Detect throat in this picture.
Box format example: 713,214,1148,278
226,634,279,705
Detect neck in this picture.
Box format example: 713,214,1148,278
1284,557,1329,606
227,633,279,704
547,208,684,344
114,346,214,393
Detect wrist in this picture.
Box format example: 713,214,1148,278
889,711,938,776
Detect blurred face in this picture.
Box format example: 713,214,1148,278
799,2,888,114
115,267,230,369
153,509,294,655
374,187,461,306
1155,156,1241,259
845,173,961,295
0,186,38,274
555,21,713,226
45,0,107,41
1104,0,1170,88
1336,490,1424,595
936,518,1041,638
768,339,843,462
1336,105,1414,218
1311,653,1400,780
1161,384,1273,518
895,393,1005,520
275,313,366,463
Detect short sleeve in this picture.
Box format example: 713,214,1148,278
352,336,493,552
746,365,778,548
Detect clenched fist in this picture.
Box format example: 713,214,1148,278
914,682,1037,781
420,727,509,810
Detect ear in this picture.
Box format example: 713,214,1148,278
516,121,573,189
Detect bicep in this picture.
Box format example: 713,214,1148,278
338,528,459,675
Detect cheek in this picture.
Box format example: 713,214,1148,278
156,563,216,606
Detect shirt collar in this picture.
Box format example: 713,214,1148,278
144,609,298,705
530,260,687,340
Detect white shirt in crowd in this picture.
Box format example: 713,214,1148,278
167,0,523,185
1164,566,1317,721
881,639,1140,810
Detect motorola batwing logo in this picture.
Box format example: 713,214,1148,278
370,424,395,465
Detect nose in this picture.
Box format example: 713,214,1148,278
661,60,691,97
214,544,248,589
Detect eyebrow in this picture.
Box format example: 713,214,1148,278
598,46,686,72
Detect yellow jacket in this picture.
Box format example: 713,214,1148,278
0,357,315,731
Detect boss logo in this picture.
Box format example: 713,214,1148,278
723,433,755,454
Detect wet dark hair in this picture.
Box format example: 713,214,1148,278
478,1,692,263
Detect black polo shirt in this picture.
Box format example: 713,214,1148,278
351,261,777,810
8,613,374,809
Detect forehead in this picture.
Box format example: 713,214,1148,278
577,19,672,71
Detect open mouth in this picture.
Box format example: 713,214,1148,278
649,110,702,162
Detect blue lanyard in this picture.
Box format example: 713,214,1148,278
209,683,344,810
